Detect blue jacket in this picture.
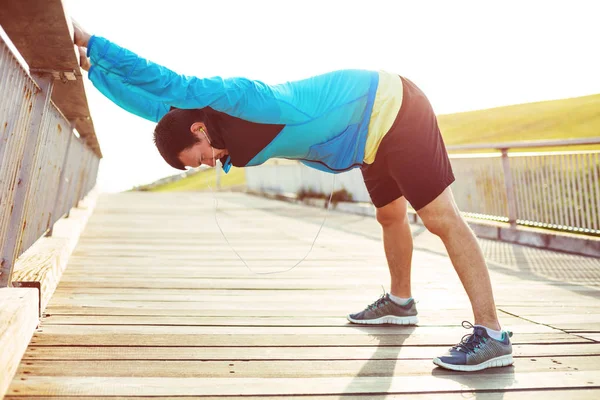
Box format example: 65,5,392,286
87,36,379,173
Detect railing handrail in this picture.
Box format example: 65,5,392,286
447,137,600,151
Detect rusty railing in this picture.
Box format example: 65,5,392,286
0,31,100,287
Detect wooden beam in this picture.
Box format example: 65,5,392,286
0,0,102,157
0,288,39,399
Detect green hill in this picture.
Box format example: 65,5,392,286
147,166,246,192
438,93,600,151
144,93,600,191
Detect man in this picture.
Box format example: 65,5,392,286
74,22,513,372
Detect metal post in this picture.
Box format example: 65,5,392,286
0,74,54,287
46,122,75,236
501,148,518,227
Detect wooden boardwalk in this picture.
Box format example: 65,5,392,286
6,191,600,399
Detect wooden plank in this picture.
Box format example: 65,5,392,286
41,306,381,317
37,313,528,327
39,300,484,313
40,306,493,318
47,286,599,303
47,287,453,299
499,311,600,332
578,333,600,342
36,298,564,316
20,343,600,361
28,325,584,346
0,288,39,399
27,333,585,346
28,323,562,336
48,277,416,290
52,276,600,293
14,356,600,378
0,0,101,155
5,371,600,396
6,391,600,400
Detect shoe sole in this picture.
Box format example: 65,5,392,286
346,315,419,325
432,354,514,372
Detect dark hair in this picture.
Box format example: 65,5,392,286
153,108,226,170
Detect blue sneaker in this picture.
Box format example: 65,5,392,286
433,321,513,372
347,293,418,325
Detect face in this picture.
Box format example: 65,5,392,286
178,122,228,168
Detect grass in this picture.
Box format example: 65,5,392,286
144,93,600,191
438,93,600,152
148,166,246,192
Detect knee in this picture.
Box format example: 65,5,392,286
422,210,463,238
376,199,408,227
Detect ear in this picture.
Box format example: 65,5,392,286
190,122,206,135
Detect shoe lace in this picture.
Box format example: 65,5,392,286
366,290,390,311
452,321,487,354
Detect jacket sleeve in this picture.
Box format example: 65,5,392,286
88,65,170,122
86,35,281,123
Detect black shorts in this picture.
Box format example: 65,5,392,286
361,76,455,211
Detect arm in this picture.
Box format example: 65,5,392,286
88,64,170,122
86,35,280,122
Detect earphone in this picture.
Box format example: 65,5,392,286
199,128,216,165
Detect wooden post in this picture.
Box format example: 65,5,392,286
45,122,75,237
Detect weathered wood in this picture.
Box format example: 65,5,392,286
28,327,585,347
8,192,600,398
42,306,478,318
578,333,600,342
11,237,70,315
20,343,600,361
6,371,600,396
11,190,97,316
0,0,101,156
0,288,39,399
38,324,537,337
5,392,600,400
37,313,527,327
14,356,600,378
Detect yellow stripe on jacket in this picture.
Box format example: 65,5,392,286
363,71,404,164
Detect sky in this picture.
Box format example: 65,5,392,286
63,0,600,193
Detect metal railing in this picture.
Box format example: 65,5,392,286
448,138,600,235
0,32,100,287
245,138,600,236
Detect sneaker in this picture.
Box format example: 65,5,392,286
433,321,514,372
347,293,418,325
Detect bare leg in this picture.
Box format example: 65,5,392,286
376,197,413,298
417,187,500,330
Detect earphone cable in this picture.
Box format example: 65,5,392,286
208,171,336,275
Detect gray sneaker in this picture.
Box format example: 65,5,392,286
347,293,418,325
433,321,514,372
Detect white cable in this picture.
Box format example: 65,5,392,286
200,128,335,275
208,172,336,275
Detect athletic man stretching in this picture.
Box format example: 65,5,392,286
74,22,513,372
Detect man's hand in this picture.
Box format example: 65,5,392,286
72,19,91,48
78,47,91,72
